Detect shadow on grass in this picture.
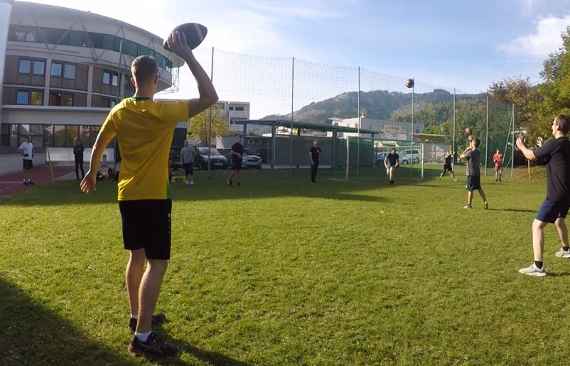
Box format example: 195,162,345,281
487,208,536,213
1,167,441,207
153,339,253,366
0,276,137,366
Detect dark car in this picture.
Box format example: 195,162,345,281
195,147,228,169
241,152,262,169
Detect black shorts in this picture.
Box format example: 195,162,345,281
119,199,172,260
183,163,193,176
23,159,33,170
466,175,481,191
231,159,242,170
536,199,570,223
443,164,453,172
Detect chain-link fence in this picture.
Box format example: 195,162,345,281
160,47,520,180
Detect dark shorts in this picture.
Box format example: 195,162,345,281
23,159,33,170
232,159,242,170
466,175,481,191
536,199,570,223
183,163,193,176
443,164,453,172
119,199,172,260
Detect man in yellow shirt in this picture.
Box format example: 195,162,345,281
80,31,218,357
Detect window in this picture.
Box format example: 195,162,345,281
16,91,28,105
32,61,45,75
31,91,43,105
51,63,62,77
49,91,74,106
63,64,76,79
16,90,43,105
18,59,31,74
102,70,119,86
235,106,245,111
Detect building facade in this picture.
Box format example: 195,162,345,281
0,1,183,152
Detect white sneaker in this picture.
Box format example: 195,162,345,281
463,204,472,209
555,248,570,258
518,263,546,277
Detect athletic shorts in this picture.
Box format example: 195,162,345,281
536,199,570,223
23,159,33,170
443,164,452,172
183,163,193,176
119,199,172,260
231,159,242,170
466,175,481,191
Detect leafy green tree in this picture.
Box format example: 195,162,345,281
188,106,230,144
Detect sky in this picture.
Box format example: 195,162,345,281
12,0,570,117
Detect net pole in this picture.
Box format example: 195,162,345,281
452,88,456,158
289,57,295,174
345,136,350,180
207,46,214,177
484,93,489,176
357,66,360,176
511,103,515,178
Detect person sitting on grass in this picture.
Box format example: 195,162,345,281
516,114,570,277
460,138,488,209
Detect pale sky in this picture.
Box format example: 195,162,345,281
13,0,570,118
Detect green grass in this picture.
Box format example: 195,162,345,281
1,166,569,365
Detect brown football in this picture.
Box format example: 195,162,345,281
163,23,208,51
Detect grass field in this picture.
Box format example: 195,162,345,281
1,166,569,366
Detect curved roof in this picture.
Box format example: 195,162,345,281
10,1,184,67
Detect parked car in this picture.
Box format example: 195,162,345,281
400,150,420,164
241,153,263,169
195,147,228,169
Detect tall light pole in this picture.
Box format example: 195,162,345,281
405,78,415,145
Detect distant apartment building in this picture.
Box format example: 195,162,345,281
0,1,183,152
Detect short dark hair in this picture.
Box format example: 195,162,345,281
131,56,158,85
474,138,481,148
556,114,569,134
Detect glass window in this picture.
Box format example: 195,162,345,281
33,61,45,75
14,30,26,41
31,91,43,105
16,91,29,105
30,124,43,135
66,126,79,146
51,63,62,77
53,125,66,147
10,125,18,147
44,125,54,147
112,74,119,87
25,31,36,42
18,59,31,74
123,40,138,57
102,71,111,85
62,94,73,106
63,64,76,79
18,124,30,136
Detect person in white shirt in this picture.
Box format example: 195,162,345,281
18,137,34,185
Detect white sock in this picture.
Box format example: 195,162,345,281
135,331,151,342
131,314,137,319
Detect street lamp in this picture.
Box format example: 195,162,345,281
405,78,415,144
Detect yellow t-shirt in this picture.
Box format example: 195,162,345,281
99,98,189,201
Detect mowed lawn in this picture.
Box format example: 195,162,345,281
1,167,569,366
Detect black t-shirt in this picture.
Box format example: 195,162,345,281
386,153,399,166
535,136,570,202
231,142,244,161
73,143,84,158
310,146,321,162
444,154,452,166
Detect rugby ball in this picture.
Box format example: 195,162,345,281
163,23,208,51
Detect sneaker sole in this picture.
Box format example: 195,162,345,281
519,270,547,277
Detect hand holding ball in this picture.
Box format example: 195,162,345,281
164,23,208,55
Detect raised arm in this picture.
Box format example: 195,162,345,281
166,31,218,118
516,136,536,161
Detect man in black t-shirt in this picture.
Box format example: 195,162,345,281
309,140,321,183
73,137,85,180
227,141,244,186
460,138,488,209
384,149,399,184
516,114,570,277
440,150,456,180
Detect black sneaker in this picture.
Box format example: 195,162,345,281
128,333,178,358
129,313,167,333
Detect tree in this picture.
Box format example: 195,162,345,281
188,106,230,144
